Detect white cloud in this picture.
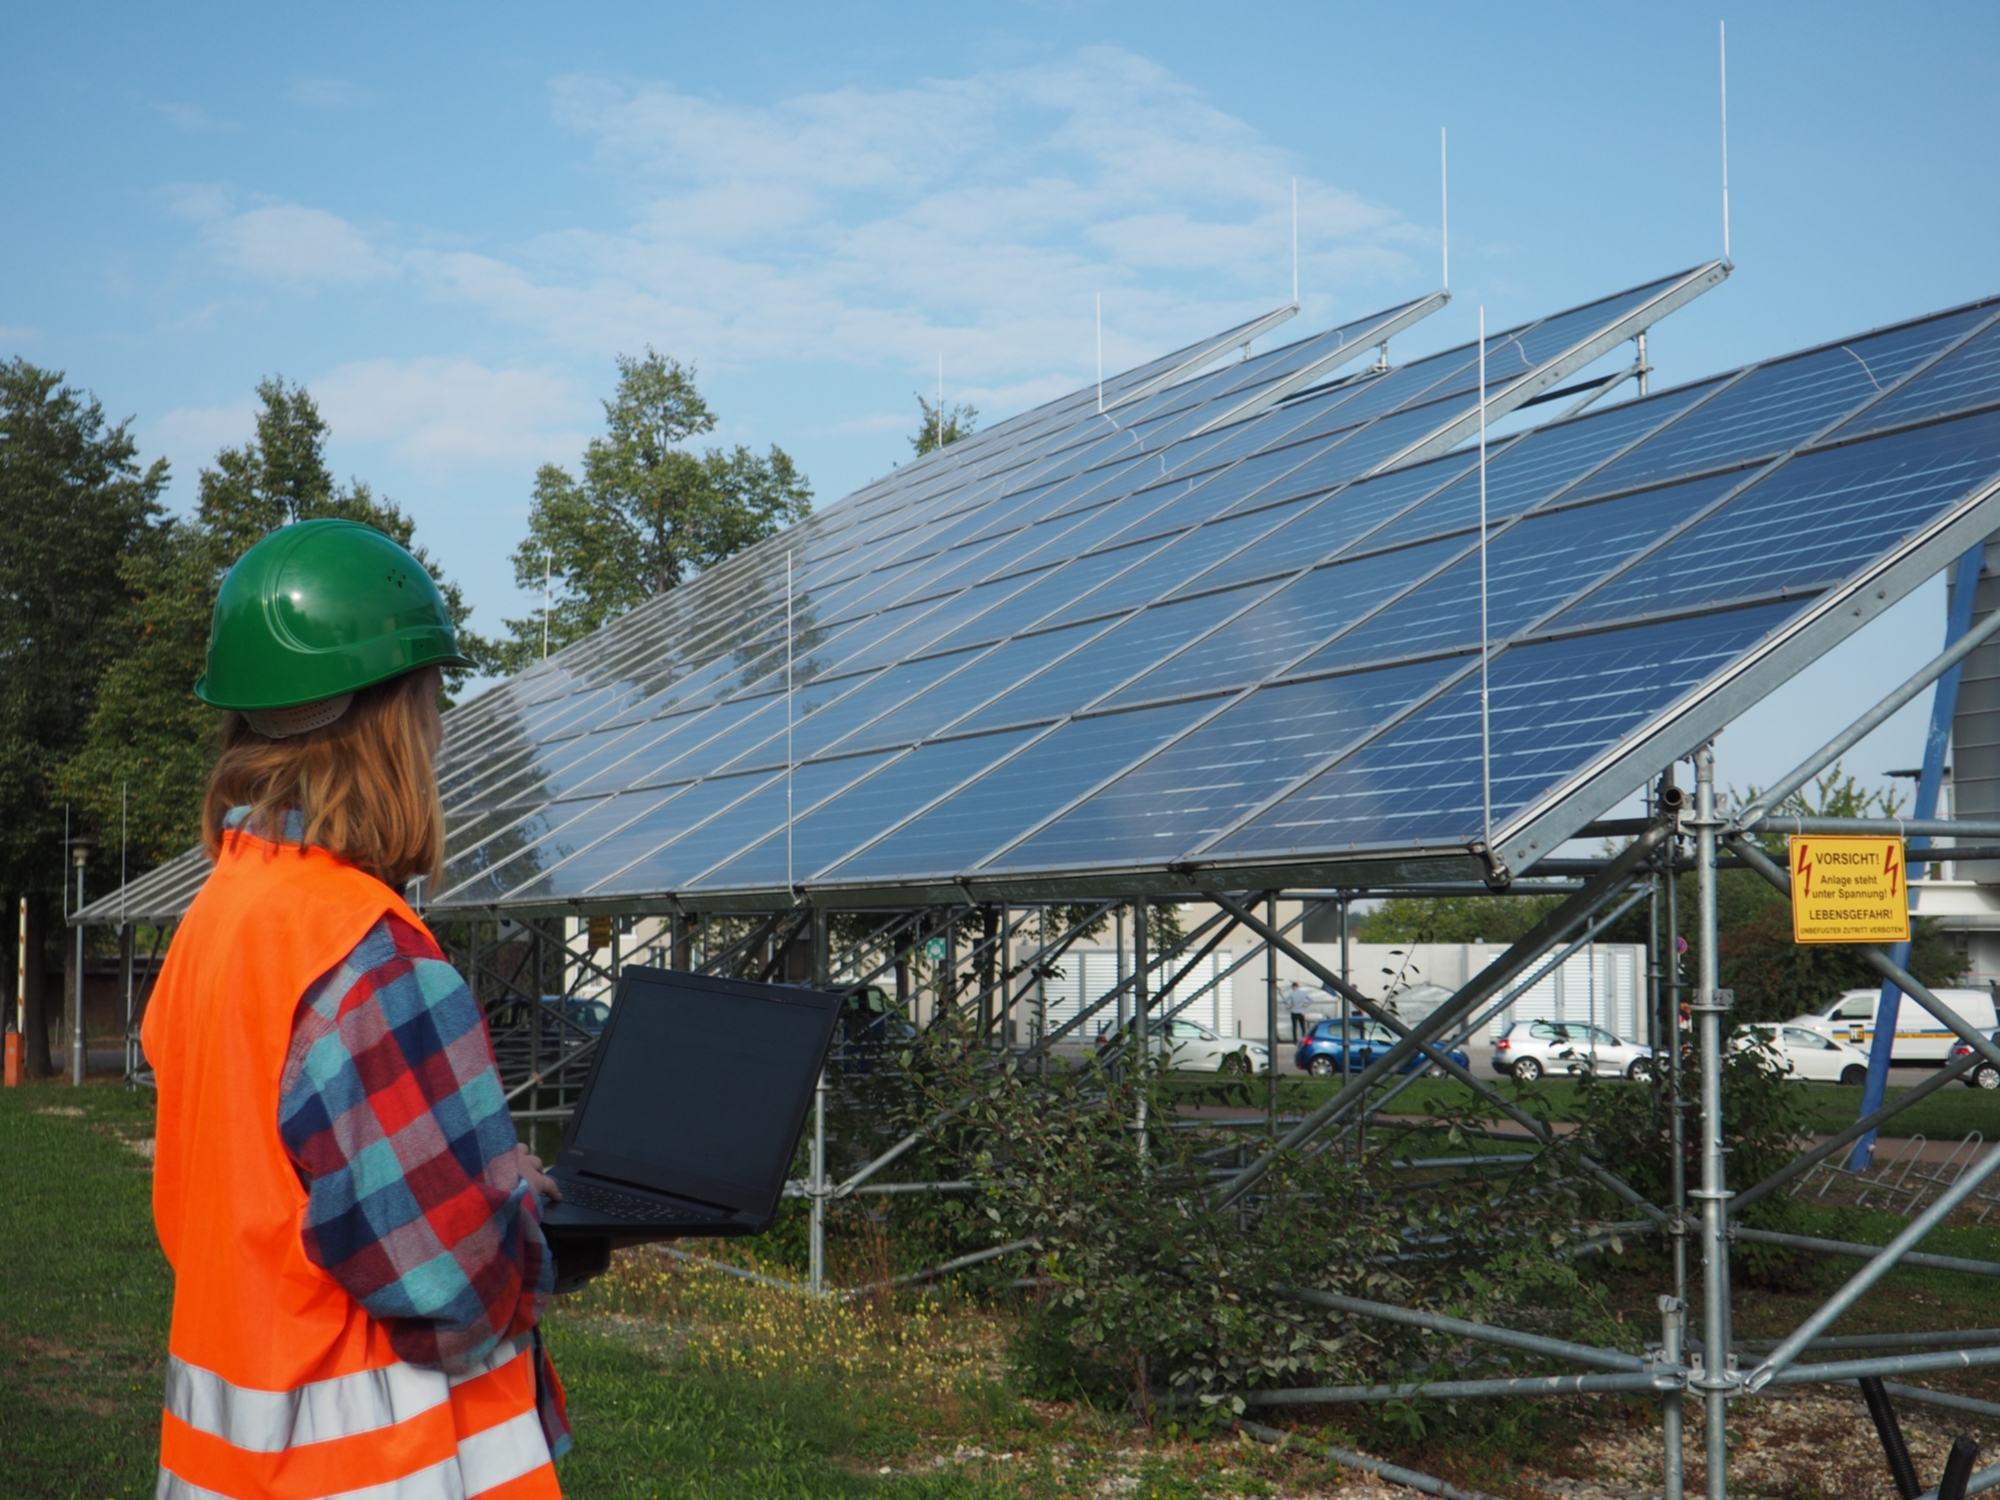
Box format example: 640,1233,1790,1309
152,101,239,134
287,78,380,110
169,187,397,288
150,399,259,471
312,358,588,467
404,46,1422,396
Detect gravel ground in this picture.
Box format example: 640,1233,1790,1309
1205,1386,1999,1500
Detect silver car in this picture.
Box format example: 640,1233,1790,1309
1493,1020,1653,1082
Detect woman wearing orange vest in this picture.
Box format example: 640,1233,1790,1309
144,520,568,1499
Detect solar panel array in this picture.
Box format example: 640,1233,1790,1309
94,262,2000,921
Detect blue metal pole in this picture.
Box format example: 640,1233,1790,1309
1850,545,1984,1170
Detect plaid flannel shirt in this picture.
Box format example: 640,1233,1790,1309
273,891,570,1456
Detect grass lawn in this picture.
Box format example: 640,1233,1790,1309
13,1075,2000,1500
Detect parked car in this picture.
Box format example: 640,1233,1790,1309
1491,1020,1652,1082
1096,1016,1270,1073
837,984,913,1071
1788,986,2000,1063
1732,1023,1872,1085
539,994,611,1036
1295,1018,1470,1079
1948,1031,2000,1090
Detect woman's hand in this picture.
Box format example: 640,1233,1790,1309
514,1143,562,1203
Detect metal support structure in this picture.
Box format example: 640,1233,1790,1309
326,716,2000,1487
1691,746,1732,1500
1731,1051,1980,1212
1732,599,2000,830
1661,1295,1686,1500
1231,1418,1506,1500
1265,891,1279,1137
119,923,135,1084
69,839,89,1087
809,903,830,1296
1209,837,1671,1207
1747,1142,2000,1390
1855,542,1984,1168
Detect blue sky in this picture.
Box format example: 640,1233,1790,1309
6,2,1998,797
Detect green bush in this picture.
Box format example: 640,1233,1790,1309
907,1019,1631,1412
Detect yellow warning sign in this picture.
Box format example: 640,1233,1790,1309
1790,835,1910,944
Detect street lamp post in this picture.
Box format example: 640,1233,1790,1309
67,838,93,1087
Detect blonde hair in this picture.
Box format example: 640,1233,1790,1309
203,670,444,890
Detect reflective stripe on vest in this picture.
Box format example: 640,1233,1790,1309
156,1344,552,1500
165,1338,532,1453
157,1403,550,1500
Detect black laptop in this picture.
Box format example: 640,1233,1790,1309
538,965,843,1246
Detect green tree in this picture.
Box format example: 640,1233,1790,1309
60,378,486,873
911,393,978,456
0,360,167,1074
498,351,811,670
1356,893,1565,945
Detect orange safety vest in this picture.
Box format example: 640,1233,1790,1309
143,830,561,1500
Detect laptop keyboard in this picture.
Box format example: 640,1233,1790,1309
559,1179,721,1225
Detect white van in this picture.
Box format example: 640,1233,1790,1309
1789,986,1999,1063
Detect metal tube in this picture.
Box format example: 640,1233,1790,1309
1232,1417,1507,1500
1266,892,1279,1138
659,1246,806,1292
1216,892,1666,1220
1741,1328,2000,1355
839,1237,1033,1297
1882,1382,2000,1422
809,904,829,1295
1733,1224,2000,1281
1242,1371,1665,1404
1662,1296,1686,1500
1746,1145,2000,1390
1040,907,1231,1048
1271,1284,1649,1371
1666,778,1689,1307
1747,816,2000,838
1769,1343,2000,1384
1732,603,2000,830
120,922,135,1086
1213,824,1673,1207
1134,895,1148,1159
1352,885,1653,1131
1692,747,1730,1500
1731,1051,1979,1212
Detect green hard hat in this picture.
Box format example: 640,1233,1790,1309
195,519,475,712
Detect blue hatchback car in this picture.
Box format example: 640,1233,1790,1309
1294,1018,1469,1078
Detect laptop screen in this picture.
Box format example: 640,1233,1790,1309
562,968,839,1210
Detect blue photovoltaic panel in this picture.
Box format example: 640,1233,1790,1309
667,730,1041,895
1208,605,1798,859
1550,406,2000,630
1105,537,1466,707
821,699,1218,884
109,267,2000,924
985,660,1460,874
953,583,1283,732
1297,472,1745,677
